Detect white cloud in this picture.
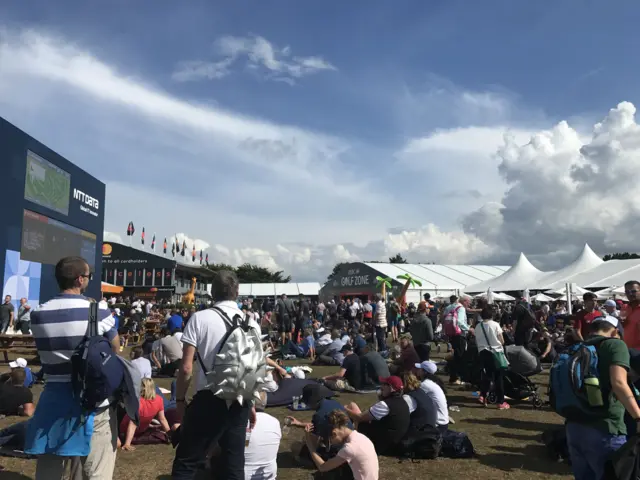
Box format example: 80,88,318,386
172,34,336,84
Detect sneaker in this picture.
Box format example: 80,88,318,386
477,396,487,406
498,402,511,410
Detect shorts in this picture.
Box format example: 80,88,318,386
277,317,292,333
388,318,398,327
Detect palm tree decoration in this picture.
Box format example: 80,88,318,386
396,274,422,305
376,276,393,298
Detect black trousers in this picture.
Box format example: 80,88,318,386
479,349,505,404
375,326,387,352
449,335,467,382
171,390,250,480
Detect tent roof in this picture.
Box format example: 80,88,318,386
464,253,549,293
363,263,509,290
227,283,322,297
532,244,604,289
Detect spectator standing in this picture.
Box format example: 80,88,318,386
25,256,120,480
443,295,470,385
475,308,509,410
172,270,258,479
623,280,640,350
275,293,295,346
573,292,600,341
373,294,387,353
0,295,14,334
411,301,434,361
15,298,31,334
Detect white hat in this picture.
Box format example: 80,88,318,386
604,299,617,308
293,369,306,379
9,358,27,369
114,308,121,315
414,360,437,375
601,315,619,328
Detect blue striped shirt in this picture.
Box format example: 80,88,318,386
30,294,117,383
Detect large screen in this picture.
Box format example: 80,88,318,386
24,150,71,216
21,209,97,269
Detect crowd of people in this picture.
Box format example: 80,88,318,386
4,256,640,479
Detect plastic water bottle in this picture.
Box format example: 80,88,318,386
283,417,292,436
293,396,300,410
245,422,252,447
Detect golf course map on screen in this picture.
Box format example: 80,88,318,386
24,150,71,216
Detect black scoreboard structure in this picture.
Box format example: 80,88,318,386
0,117,106,308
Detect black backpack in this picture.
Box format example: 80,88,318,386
71,302,124,412
398,424,443,460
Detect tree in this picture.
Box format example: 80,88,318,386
389,253,408,264
327,262,348,282
603,252,640,261
205,262,291,283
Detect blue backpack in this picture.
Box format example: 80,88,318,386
71,302,124,412
549,337,612,421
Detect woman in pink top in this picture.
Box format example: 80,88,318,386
305,409,379,480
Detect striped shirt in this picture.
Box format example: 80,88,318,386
30,294,116,383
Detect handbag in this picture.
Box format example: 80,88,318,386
479,322,508,369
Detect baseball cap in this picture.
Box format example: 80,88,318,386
379,376,403,391
604,299,617,308
414,360,437,375
598,315,619,328
340,344,353,353
9,358,27,369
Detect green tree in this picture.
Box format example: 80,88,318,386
603,252,640,261
389,253,408,264
205,262,291,283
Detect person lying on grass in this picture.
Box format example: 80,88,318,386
306,409,379,480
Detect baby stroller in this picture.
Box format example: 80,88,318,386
486,345,544,408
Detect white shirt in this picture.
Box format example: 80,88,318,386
369,395,416,420
182,300,260,392
245,412,281,480
317,334,333,346
419,379,449,427
173,331,183,343
475,320,504,353
375,301,387,328
132,357,152,379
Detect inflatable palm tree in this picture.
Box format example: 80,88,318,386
376,276,392,298
396,274,422,305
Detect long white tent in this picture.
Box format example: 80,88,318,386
208,282,322,298
465,243,640,293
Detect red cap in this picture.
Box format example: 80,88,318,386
379,376,403,391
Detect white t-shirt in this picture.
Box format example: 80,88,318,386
132,357,152,379
419,379,449,427
244,412,281,480
369,395,416,420
475,320,504,353
173,331,183,343
182,301,260,392
317,334,332,346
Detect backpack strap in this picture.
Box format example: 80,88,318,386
195,306,244,375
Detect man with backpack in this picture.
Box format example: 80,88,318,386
551,316,640,480
442,295,470,385
172,270,263,479
275,293,295,347
25,256,121,480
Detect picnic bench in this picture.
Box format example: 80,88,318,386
0,334,38,363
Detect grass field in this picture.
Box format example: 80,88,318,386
0,350,574,480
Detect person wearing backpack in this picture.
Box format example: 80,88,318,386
442,295,470,385
25,257,121,480
557,317,640,480
172,270,262,480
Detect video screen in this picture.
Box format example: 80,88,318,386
21,210,97,269
24,150,71,216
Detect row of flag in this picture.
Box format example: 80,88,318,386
126,222,209,265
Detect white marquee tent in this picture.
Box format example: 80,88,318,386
464,253,549,293
208,282,322,298
534,244,603,289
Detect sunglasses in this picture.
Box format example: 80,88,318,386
626,289,638,295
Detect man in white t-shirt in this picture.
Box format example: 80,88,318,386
243,398,281,480
172,270,258,479
413,361,450,430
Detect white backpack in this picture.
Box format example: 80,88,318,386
196,306,267,406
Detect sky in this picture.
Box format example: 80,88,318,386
3,1,640,281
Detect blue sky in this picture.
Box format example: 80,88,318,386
3,1,640,280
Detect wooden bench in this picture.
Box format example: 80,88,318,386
0,334,38,363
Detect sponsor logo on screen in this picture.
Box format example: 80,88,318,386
73,188,99,217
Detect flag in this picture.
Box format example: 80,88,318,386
175,235,179,251
181,240,186,256
126,222,135,236
192,245,196,262
163,238,167,255
205,253,209,265
171,243,176,257
141,227,145,245
151,234,156,251
199,250,203,265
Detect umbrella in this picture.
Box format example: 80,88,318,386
494,292,516,301
532,293,554,303
547,283,591,297
597,285,626,297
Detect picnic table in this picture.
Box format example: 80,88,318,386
0,334,37,363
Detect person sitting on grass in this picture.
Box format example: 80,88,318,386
280,328,316,361
306,409,379,480
322,344,362,392
344,376,411,455
412,361,450,432
388,333,420,376
118,378,172,451
0,368,35,417
0,358,34,388
286,384,352,462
